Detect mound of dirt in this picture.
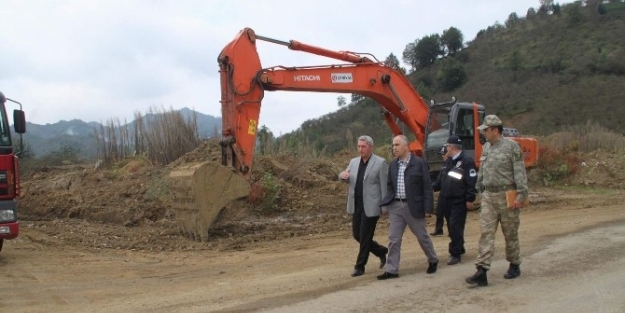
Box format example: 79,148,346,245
17,140,350,251
569,149,625,189
533,133,625,189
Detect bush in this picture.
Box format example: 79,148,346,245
436,58,468,91
535,146,582,183
249,173,282,214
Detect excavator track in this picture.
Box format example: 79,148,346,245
168,161,250,241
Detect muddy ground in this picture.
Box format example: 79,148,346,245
2,140,625,312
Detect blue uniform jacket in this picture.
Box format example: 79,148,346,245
432,151,478,202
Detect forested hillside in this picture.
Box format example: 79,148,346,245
278,1,625,155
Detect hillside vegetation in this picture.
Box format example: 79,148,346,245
279,1,625,154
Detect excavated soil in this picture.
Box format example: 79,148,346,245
16,140,349,252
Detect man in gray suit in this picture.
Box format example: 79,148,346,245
339,135,389,277
377,135,439,280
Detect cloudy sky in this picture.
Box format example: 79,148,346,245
1,0,556,134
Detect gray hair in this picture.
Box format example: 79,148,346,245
358,135,374,147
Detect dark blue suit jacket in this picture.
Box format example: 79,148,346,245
380,154,434,218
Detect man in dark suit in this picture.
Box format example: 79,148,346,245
377,135,439,280
339,135,389,277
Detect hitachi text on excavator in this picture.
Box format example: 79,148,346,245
168,28,538,240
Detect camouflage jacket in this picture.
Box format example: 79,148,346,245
477,137,528,201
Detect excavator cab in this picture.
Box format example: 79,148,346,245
424,99,485,177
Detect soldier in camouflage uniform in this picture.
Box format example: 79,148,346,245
465,115,528,287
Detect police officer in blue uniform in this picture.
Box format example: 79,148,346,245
432,135,478,265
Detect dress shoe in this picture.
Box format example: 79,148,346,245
426,260,438,274
429,230,443,236
465,266,488,286
447,256,461,265
351,268,365,277
376,272,399,280
379,254,387,269
503,263,521,279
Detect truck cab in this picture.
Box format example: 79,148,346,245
0,91,26,252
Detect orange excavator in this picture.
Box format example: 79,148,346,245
169,27,538,240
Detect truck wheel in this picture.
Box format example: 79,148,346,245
0,239,3,252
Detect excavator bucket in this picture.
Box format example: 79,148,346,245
168,161,250,241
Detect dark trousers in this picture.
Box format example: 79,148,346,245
440,197,468,257
434,194,444,232
353,207,387,270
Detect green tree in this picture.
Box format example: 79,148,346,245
337,95,347,107
402,41,418,71
506,12,520,27
257,125,274,155
384,53,406,74
351,93,365,103
415,34,443,68
436,58,467,92
440,27,464,56
539,0,554,12
44,144,83,166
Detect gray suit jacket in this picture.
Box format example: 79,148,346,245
339,154,389,217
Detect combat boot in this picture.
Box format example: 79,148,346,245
503,263,521,279
465,266,488,286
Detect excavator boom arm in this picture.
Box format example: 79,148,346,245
218,28,429,177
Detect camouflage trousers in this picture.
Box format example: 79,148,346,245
475,191,521,270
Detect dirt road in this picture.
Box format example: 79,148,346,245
1,187,624,313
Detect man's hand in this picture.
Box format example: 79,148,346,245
466,201,474,210
512,200,522,210
339,169,350,180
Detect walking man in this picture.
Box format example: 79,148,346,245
339,135,389,277
466,115,528,287
432,135,477,266
377,135,438,280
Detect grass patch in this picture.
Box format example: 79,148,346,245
550,185,619,195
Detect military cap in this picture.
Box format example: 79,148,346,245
477,115,503,130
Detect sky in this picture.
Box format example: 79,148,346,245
1,0,555,135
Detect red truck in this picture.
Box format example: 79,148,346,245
0,91,26,253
